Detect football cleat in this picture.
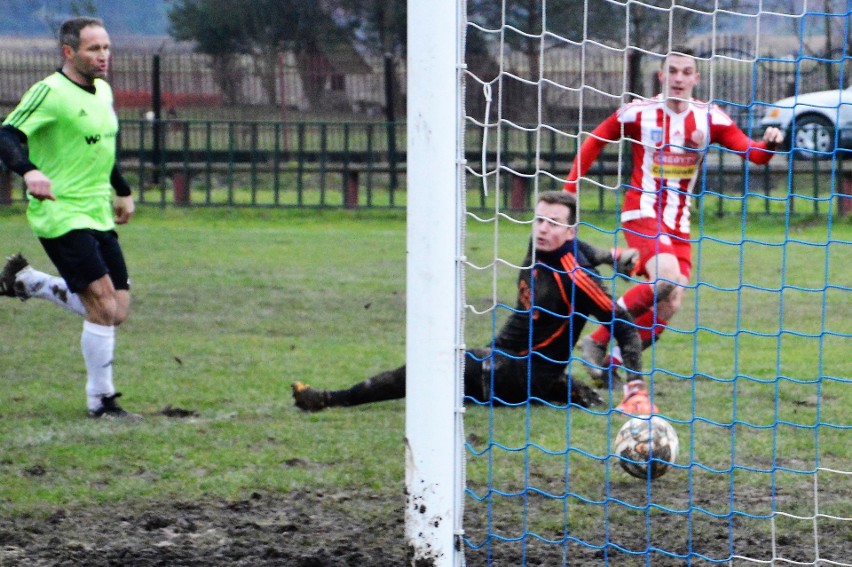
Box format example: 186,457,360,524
292,381,330,412
580,336,615,388
87,393,142,421
0,253,29,298
617,380,658,416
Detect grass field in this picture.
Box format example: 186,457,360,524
0,205,849,565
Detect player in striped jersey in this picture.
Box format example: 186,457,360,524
292,191,654,415
564,47,785,390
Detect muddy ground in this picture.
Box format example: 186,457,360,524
0,489,849,566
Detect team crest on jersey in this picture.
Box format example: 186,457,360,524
650,128,663,144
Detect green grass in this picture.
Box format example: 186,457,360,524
0,205,849,559
0,206,410,514
461,210,851,555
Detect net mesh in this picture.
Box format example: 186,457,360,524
460,1,852,564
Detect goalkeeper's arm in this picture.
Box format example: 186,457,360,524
610,307,643,383
575,240,639,278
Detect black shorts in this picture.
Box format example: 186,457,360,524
39,229,130,293
465,348,567,405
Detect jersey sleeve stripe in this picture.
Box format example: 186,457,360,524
5,83,51,129
561,254,614,310
550,265,571,308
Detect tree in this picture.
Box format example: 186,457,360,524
464,0,749,123
329,0,407,114
26,0,98,36
168,0,352,109
239,0,350,109
167,0,248,104
465,0,626,123
469,0,625,81
778,0,852,90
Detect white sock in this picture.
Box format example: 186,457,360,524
610,345,623,366
82,321,116,410
16,267,87,317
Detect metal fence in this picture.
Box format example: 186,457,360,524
0,35,850,215
2,35,846,124
119,119,406,208
2,119,849,217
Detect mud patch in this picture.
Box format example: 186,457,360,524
0,488,849,566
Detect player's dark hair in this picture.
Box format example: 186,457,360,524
536,191,577,225
662,45,697,67
59,17,105,51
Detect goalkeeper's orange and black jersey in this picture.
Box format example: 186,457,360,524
489,238,639,402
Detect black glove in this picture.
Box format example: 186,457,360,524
570,378,603,408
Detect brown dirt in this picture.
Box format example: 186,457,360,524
0,489,849,566
0,490,404,567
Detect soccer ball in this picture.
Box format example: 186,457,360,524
614,416,679,480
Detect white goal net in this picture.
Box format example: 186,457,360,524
407,1,851,565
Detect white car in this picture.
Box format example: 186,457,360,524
760,86,852,160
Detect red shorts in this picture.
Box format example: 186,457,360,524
622,218,692,280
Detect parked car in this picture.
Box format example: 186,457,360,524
760,86,852,160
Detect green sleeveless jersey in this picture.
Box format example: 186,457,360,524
3,72,119,238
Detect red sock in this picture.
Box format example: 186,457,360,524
590,323,610,344
633,310,668,346
621,282,656,316
590,283,656,345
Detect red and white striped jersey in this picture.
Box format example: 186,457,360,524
564,95,776,236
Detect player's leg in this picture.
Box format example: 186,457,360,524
591,223,681,331
292,365,407,411
293,348,492,411
583,252,681,382
485,353,602,408
41,230,137,419
629,250,684,344
539,372,602,407
616,378,659,416
79,231,135,419
629,233,690,350
583,222,686,375
1,253,88,315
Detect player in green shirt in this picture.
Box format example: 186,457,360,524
0,17,138,419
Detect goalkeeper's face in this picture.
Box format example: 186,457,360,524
533,202,576,252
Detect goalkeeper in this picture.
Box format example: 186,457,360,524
293,191,655,415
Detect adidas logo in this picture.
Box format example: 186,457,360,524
79,109,88,117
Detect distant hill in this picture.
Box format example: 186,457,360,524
0,0,169,38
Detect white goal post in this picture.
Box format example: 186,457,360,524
406,1,851,566
404,0,466,565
